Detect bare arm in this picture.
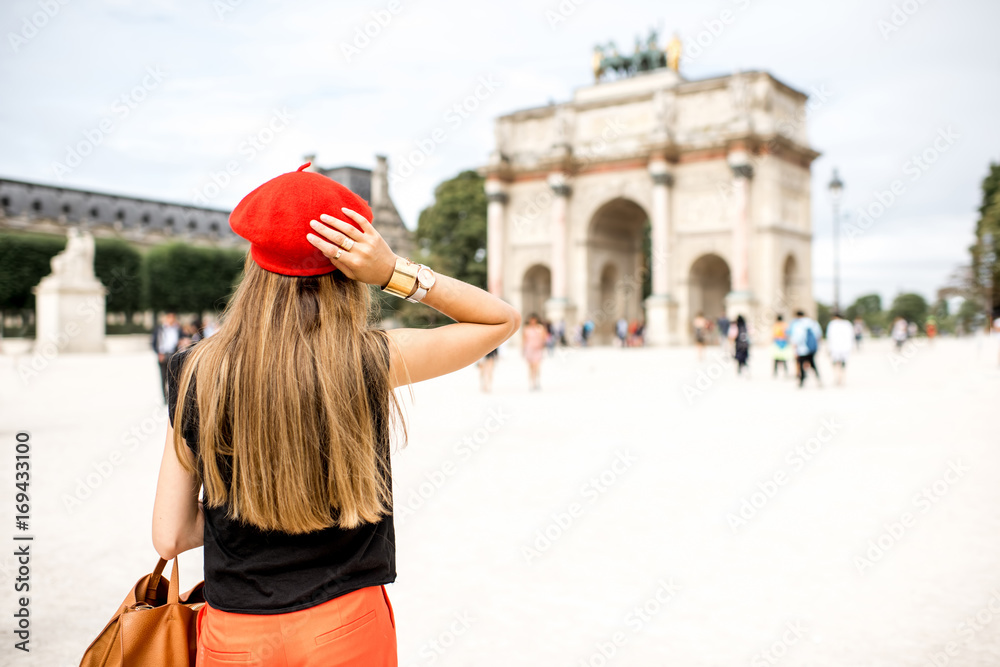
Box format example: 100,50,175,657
151,422,204,560
306,207,521,388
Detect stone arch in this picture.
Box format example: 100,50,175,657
585,197,649,344
688,254,731,335
521,263,551,321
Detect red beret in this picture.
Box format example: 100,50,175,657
229,162,372,276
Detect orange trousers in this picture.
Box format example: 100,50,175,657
195,585,397,667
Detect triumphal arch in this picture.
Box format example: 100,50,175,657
483,35,820,345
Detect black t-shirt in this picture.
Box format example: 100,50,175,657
165,334,396,614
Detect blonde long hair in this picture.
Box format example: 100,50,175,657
172,254,407,533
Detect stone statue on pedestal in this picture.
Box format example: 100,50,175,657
32,227,107,354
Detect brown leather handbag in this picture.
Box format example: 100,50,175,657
80,556,206,667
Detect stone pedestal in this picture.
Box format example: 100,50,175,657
32,228,107,354
643,294,678,346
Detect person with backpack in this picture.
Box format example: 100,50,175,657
788,309,822,388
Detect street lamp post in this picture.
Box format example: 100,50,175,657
828,169,844,313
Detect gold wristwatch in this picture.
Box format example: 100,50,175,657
382,256,420,299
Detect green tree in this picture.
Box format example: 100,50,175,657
415,170,487,289
955,298,983,333
844,293,885,334
402,170,489,328
816,301,831,332
970,162,1000,325
889,293,929,330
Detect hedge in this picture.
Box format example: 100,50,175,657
144,242,246,315
0,233,144,315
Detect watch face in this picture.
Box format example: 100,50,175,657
417,267,435,286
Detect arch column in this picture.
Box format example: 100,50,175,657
725,151,757,321
544,172,576,329
643,157,678,345
485,179,508,298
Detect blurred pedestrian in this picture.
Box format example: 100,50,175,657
478,347,498,393
925,317,938,343
152,311,181,401
789,310,822,388
203,316,220,338
826,311,854,386
731,314,750,376
891,317,908,350
179,322,202,351
716,314,730,351
693,311,709,360
545,319,557,356
772,314,791,377
616,317,628,347
632,319,644,346
581,319,594,347
853,317,864,350
522,313,548,390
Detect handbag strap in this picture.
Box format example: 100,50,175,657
167,557,181,604
143,558,169,606
143,557,182,606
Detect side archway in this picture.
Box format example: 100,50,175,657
688,254,731,336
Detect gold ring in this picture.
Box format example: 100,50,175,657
334,248,343,260
344,238,355,251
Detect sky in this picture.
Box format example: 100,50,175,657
1,0,997,309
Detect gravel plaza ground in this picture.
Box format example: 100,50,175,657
0,333,998,667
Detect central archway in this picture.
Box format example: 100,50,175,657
688,254,731,339
585,198,649,345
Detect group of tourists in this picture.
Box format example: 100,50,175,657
707,310,863,387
